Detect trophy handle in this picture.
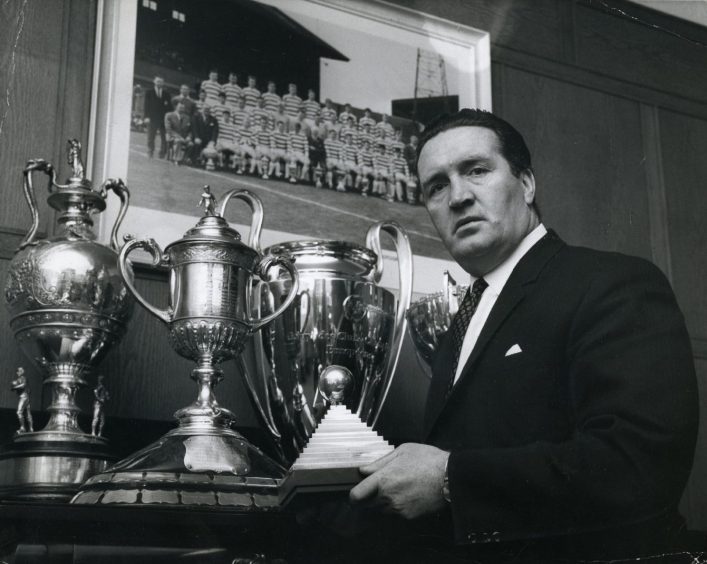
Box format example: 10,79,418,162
248,255,299,332
218,188,263,252
118,237,172,324
365,220,413,428
18,159,57,250
99,178,131,252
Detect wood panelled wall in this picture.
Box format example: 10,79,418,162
1,0,707,529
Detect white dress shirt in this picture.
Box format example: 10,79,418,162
452,224,548,384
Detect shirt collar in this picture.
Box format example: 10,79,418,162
473,224,547,295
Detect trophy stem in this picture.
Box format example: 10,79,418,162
43,365,88,435
174,362,236,432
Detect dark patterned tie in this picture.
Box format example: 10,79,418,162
447,277,488,395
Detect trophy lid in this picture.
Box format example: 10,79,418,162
265,240,378,278
165,186,253,251
46,139,106,214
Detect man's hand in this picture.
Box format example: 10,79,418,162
349,443,450,520
143,117,150,125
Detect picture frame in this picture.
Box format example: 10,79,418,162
88,0,491,295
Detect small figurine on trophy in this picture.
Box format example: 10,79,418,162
198,185,216,216
11,367,33,435
91,375,110,437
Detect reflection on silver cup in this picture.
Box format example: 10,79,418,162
244,222,412,466
406,271,467,376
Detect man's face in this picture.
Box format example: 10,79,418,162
176,103,185,114
203,106,211,116
268,83,276,93
308,90,315,100
289,84,296,94
180,86,189,96
418,126,536,276
154,77,164,89
209,72,218,81
248,77,256,87
230,74,238,84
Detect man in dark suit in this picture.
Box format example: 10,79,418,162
143,75,172,158
350,109,698,561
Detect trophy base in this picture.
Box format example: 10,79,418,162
71,425,286,509
0,433,115,502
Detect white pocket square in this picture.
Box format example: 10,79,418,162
505,344,523,357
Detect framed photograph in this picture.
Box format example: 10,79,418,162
90,0,491,295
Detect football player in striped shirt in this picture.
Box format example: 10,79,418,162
242,75,261,110
250,98,270,132
324,129,345,191
320,99,338,132
287,122,309,183
356,138,375,195
358,108,376,132
338,103,357,128
231,97,250,129
357,121,375,150
211,92,230,122
302,89,321,129
282,83,302,125
390,145,413,203
268,120,290,179
216,109,239,169
341,132,359,191
253,116,272,179
388,128,406,156
373,141,392,199
262,81,282,115
223,72,242,108
201,70,221,105
376,113,395,139
339,116,358,145
272,103,289,132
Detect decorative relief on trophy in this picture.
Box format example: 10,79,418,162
0,140,133,501
72,188,299,508
244,221,413,466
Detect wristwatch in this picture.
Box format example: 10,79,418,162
442,455,451,503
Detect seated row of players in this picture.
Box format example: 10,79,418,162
215,109,417,204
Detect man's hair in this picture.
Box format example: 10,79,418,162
416,109,532,178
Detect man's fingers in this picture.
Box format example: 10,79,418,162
349,474,378,504
358,448,398,475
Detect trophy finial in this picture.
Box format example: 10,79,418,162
318,365,354,406
67,139,85,179
198,185,217,217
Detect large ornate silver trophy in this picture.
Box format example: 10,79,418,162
1,140,133,500
406,271,466,376
72,188,299,508
245,222,412,465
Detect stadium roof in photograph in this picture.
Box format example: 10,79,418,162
136,0,349,87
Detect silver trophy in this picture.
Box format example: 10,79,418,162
1,140,133,500
244,222,412,465
406,271,467,376
72,188,299,508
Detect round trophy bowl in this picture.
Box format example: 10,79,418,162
244,221,412,466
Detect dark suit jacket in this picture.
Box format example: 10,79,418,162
424,231,698,558
191,113,219,145
144,87,172,122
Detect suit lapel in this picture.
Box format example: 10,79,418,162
423,231,565,440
